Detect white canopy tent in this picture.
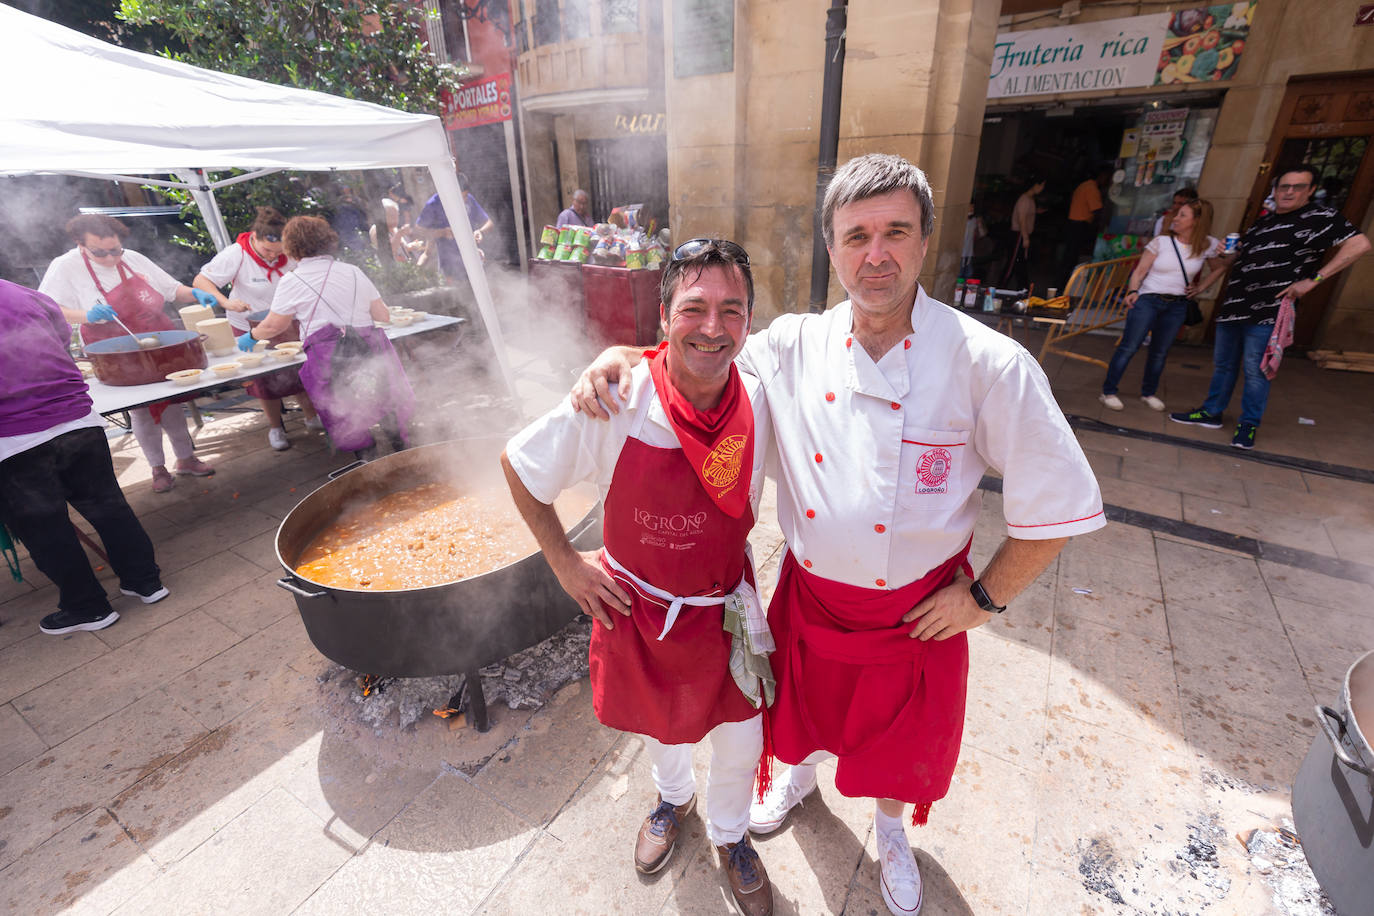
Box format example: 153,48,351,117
0,4,516,398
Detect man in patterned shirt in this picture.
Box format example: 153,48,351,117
1171,163,1370,449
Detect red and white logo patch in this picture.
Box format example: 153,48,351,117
915,447,952,494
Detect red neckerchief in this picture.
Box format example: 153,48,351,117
237,232,287,281
646,342,755,519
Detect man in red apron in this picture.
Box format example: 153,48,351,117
503,240,776,916
570,155,1105,916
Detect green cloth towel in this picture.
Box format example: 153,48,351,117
0,519,21,583
722,586,775,710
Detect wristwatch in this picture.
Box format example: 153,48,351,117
969,579,1007,614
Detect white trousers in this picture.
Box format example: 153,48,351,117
129,405,195,468
643,715,763,846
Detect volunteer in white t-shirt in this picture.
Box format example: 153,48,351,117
571,154,1105,916
239,216,414,458
504,241,776,916
193,206,320,451
39,213,218,494
1100,198,1221,413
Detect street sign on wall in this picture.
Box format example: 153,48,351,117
442,74,512,130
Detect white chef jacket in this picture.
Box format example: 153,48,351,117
39,247,181,315
198,244,297,331
269,257,380,339
506,361,770,518
737,287,1104,590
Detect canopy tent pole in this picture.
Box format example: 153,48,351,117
428,159,519,405
174,168,232,251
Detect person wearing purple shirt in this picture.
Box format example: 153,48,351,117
0,280,167,635
416,172,495,280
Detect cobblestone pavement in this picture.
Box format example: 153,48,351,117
1,327,1370,915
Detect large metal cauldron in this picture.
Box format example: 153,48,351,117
275,438,601,684
1293,647,1373,915
83,329,208,386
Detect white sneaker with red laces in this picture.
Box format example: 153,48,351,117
877,824,923,915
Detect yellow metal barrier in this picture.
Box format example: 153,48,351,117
1035,255,1141,368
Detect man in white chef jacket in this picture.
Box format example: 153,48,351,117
573,153,1105,916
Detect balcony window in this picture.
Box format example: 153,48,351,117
563,0,591,39
533,0,561,45
602,0,638,34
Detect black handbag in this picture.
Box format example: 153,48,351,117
1169,237,1205,326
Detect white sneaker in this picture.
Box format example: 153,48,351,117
748,767,818,834
304,416,325,432
268,427,291,451
1140,395,1166,411
876,825,923,915
1098,393,1124,411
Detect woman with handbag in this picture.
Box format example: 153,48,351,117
236,216,414,459
1099,198,1220,412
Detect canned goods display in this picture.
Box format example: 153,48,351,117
557,226,576,246
540,225,559,246
554,243,573,261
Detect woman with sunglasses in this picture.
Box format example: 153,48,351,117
39,214,219,493
193,207,321,451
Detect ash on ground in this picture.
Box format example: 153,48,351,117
323,616,592,729
1243,821,1334,916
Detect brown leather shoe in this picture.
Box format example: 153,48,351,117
633,794,695,874
716,835,773,916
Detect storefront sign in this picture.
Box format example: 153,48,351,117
673,0,734,78
989,5,1257,98
989,13,1169,98
442,74,512,130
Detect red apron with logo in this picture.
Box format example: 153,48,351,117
78,253,187,421
77,253,175,345
767,546,972,820
590,414,759,745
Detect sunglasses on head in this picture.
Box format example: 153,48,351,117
672,237,750,267
259,233,282,243
85,245,123,259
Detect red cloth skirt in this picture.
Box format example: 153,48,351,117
767,547,972,814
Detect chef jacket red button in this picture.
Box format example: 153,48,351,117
875,578,886,587
806,509,816,519
874,524,886,533
825,392,835,402
815,453,823,463
890,402,900,410
803,559,813,569
845,337,852,348
904,340,911,350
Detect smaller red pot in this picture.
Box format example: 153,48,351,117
83,330,209,387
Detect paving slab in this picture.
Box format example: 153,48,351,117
0,689,206,872
963,631,1051,765
114,786,351,916
92,551,264,650
15,611,240,746
1274,595,1374,700
1259,558,1374,614
0,806,161,916
0,702,46,779
295,768,539,915
1046,615,1184,744
1183,493,1338,557
1155,538,1280,628
0,630,108,707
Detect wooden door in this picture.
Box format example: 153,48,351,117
1240,73,1374,348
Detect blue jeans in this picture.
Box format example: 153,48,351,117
1202,320,1272,427
1102,294,1189,397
